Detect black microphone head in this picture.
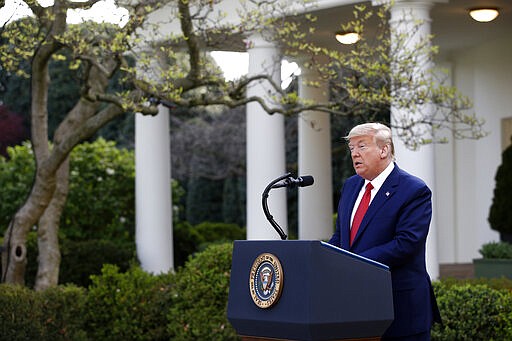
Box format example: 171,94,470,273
299,175,314,187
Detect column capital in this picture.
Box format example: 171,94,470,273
245,33,277,50
372,0,448,24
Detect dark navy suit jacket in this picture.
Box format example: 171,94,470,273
329,164,441,338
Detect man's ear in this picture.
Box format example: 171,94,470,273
380,145,389,159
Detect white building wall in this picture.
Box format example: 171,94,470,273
438,35,512,263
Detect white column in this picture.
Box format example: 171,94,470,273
389,0,439,279
246,34,287,240
298,67,333,240
135,105,174,273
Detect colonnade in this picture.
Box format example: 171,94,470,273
134,0,440,278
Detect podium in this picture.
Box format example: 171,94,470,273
227,240,394,341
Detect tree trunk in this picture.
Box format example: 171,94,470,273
1,2,147,286
34,158,70,291
1,172,57,284
1,46,54,284
1,104,126,285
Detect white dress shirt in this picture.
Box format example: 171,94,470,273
350,162,395,227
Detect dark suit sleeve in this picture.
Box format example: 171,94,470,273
358,183,432,269
328,213,341,247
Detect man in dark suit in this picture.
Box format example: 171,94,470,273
329,123,441,340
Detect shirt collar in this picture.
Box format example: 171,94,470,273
364,161,394,194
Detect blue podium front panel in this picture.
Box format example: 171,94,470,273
227,240,393,341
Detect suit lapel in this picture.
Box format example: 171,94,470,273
350,166,400,247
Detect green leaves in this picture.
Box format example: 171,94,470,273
479,242,512,259
432,282,512,340
167,243,238,340
489,143,512,235
0,139,136,241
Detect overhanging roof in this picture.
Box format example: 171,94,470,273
310,0,512,55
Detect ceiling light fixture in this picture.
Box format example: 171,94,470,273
335,31,360,45
469,7,499,22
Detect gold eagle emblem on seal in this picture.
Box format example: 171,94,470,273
249,253,284,308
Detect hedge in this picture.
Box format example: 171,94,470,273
432,281,512,340
0,284,87,341
1,246,512,340
167,242,239,340
84,265,174,341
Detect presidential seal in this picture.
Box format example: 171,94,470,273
249,253,283,308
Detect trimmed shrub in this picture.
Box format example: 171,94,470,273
478,241,512,259
193,221,245,250
37,285,88,341
432,282,512,340
0,284,87,341
438,277,512,292
0,243,236,340
84,264,173,341
0,284,44,340
167,242,239,341
488,141,512,238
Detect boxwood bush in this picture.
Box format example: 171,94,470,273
193,222,245,250
167,242,239,341
0,284,87,341
37,285,88,341
0,284,43,340
478,241,512,259
84,264,174,341
432,281,512,340
3,249,512,340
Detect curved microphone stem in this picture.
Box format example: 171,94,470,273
261,173,290,240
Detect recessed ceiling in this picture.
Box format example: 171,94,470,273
305,0,512,55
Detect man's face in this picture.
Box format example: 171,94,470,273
348,135,386,181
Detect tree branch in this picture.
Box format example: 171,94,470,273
65,0,102,10
178,0,201,81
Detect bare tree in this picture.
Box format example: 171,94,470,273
171,107,246,180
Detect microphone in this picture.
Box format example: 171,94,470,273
262,173,315,240
271,175,314,189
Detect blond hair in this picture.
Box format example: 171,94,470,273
345,122,395,160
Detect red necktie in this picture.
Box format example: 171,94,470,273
350,182,373,246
